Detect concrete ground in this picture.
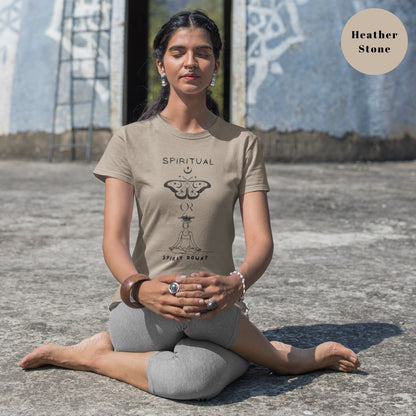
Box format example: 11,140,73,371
1,160,415,416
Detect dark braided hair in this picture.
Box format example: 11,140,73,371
139,10,222,121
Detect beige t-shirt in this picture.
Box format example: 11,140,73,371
94,115,269,306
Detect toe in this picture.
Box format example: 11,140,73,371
19,353,33,369
20,357,34,369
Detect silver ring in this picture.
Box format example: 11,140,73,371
168,282,180,295
207,299,218,311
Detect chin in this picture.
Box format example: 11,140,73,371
174,85,207,97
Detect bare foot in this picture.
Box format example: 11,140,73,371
271,340,360,375
19,332,113,372
314,341,360,372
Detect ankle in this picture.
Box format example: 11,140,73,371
88,349,112,372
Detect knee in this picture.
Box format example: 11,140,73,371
149,359,218,400
147,339,249,400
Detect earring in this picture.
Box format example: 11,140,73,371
210,73,217,87
161,73,167,87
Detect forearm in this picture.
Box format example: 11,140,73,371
236,236,274,291
236,191,274,292
102,178,138,284
102,237,139,284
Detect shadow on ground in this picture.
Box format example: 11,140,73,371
188,322,402,406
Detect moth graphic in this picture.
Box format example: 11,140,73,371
164,176,211,199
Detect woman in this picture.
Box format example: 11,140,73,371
20,11,359,400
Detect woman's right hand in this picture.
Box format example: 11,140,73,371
137,274,206,321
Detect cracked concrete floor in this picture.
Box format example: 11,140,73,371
1,160,415,416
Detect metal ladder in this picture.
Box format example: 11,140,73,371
49,0,112,161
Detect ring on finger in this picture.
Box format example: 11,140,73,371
207,299,218,310
169,282,180,295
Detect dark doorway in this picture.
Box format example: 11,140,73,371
124,0,149,124
222,0,231,121
124,0,231,123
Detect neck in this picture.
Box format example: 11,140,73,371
160,90,216,133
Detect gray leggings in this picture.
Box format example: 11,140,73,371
109,303,249,400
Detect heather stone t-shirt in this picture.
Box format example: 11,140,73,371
94,115,269,306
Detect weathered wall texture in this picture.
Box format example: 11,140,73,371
0,0,118,160
246,0,416,161
0,0,113,135
1,0,415,161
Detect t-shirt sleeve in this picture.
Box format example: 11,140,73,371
238,135,270,195
93,129,134,184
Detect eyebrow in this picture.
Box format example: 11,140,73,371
167,45,213,51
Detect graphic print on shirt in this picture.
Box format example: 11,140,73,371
168,215,201,254
163,164,211,258
164,176,210,199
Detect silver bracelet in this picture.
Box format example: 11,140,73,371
230,270,246,299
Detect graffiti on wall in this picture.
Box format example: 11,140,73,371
0,0,22,134
45,0,112,115
352,0,373,12
247,0,309,105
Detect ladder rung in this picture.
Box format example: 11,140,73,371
73,127,111,131
73,29,110,34
50,143,88,148
57,100,93,106
61,57,96,62
72,76,109,81
78,127,110,131
64,14,101,20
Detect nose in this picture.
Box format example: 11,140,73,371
184,51,197,68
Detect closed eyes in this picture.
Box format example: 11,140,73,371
168,47,213,58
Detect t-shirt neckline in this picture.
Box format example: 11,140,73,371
155,114,219,140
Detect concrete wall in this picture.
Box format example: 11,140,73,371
0,0,122,160
244,0,416,161
0,0,116,134
1,0,415,161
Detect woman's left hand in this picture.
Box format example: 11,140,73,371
175,272,243,319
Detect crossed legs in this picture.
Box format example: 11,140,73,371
18,332,248,400
20,312,360,399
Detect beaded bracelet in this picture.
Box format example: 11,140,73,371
230,270,246,300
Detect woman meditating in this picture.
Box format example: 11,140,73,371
20,10,360,400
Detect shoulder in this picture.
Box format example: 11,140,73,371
212,117,254,137
211,117,258,145
107,118,158,148
210,119,260,157
118,117,156,136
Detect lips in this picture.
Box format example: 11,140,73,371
181,73,200,79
